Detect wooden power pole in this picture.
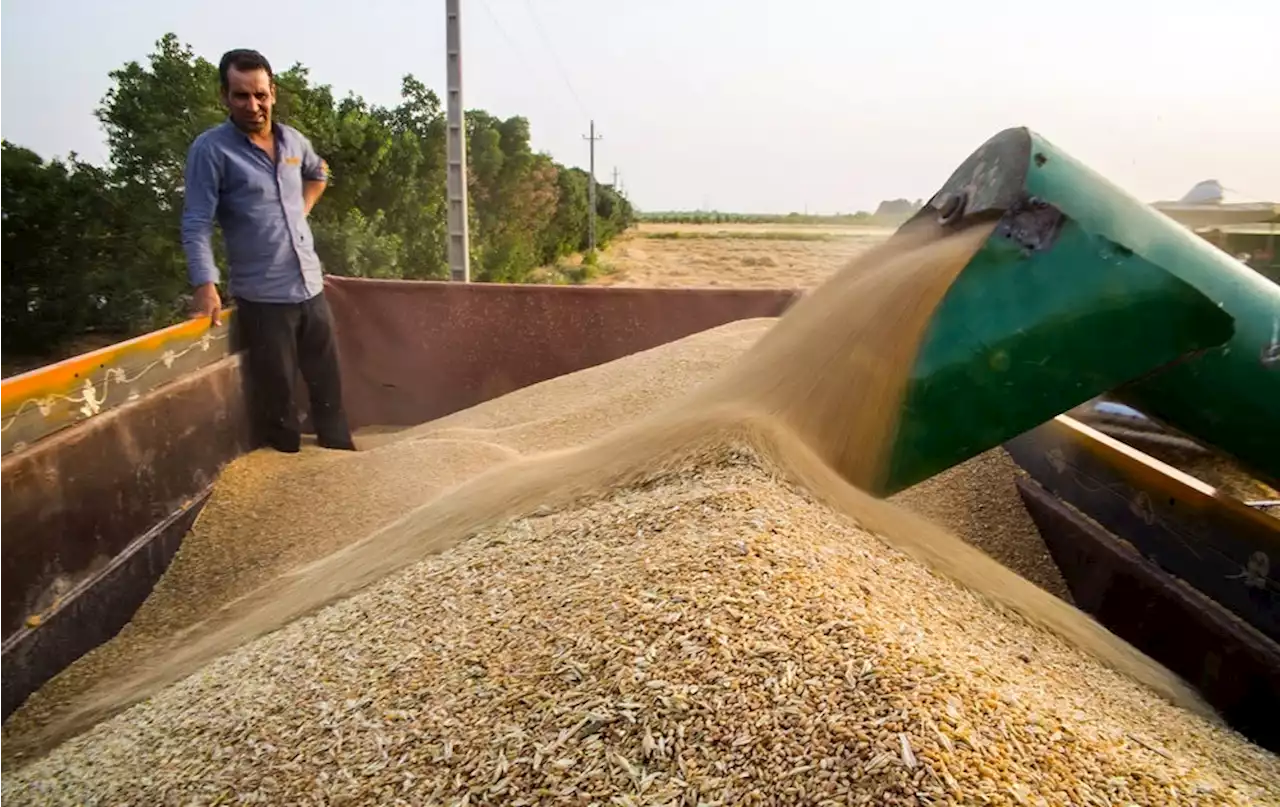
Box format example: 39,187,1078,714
583,120,602,254
445,0,470,282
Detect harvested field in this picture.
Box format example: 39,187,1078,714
6,222,1277,804
592,223,892,290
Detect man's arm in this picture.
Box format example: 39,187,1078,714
299,134,328,217
180,138,223,327
303,173,326,216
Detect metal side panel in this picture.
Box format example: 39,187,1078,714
1,354,256,719
322,276,801,432
1,488,212,721
1014,477,1280,754
1,309,236,456
1005,415,1279,642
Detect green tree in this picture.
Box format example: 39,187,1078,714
541,168,590,261
2,144,104,354
2,33,635,366
96,33,224,203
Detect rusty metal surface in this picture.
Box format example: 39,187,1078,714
994,197,1067,255
322,276,799,430
1,356,255,642
1015,478,1280,754
1005,416,1280,642
0,311,235,456
1,486,213,721
910,127,1031,226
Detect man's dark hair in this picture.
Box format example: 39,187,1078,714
218,49,273,90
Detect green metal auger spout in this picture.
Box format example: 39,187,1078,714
873,127,1279,496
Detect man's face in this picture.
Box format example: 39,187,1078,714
222,66,275,134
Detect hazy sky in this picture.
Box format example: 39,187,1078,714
3,0,1277,213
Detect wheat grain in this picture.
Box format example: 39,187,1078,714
5,448,1275,805
1,319,775,757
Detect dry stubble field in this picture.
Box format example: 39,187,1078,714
590,222,896,289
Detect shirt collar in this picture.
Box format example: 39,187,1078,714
222,118,282,143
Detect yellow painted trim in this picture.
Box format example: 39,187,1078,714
1,310,234,411
1055,414,1280,541
1057,415,1217,494
0,311,235,456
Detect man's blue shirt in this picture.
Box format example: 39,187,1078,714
181,120,327,304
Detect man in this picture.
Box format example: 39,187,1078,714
182,48,355,453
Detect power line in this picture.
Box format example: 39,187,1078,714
469,0,615,249
521,0,589,119
476,0,593,149
475,0,540,78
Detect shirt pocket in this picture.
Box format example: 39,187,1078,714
276,156,305,205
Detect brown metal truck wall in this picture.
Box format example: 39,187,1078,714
322,276,800,430
1,356,256,718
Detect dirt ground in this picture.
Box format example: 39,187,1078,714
591,222,894,289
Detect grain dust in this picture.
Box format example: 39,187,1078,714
6,220,1273,803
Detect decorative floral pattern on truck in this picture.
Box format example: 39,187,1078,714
0,311,234,455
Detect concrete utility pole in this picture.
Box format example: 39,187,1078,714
612,166,620,190
583,120,602,254
445,0,470,282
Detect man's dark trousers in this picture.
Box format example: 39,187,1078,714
234,291,354,452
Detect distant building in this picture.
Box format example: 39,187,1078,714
873,198,923,218
1152,181,1278,281
1152,180,1278,228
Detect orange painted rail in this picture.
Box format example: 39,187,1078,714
1,310,236,455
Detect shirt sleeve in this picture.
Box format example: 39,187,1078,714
180,137,222,287
299,133,328,183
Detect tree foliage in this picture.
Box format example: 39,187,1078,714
2,33,632,361
634,206,921,227
637,211,876,225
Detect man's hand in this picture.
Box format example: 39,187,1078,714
303,160,328,217
192,282,222,328
303,179,326,217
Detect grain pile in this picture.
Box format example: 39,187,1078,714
8,449,1278,805
7,221,1277,803
2,319,775,759
890,451,1071,601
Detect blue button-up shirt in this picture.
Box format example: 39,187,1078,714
181,120,327,304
